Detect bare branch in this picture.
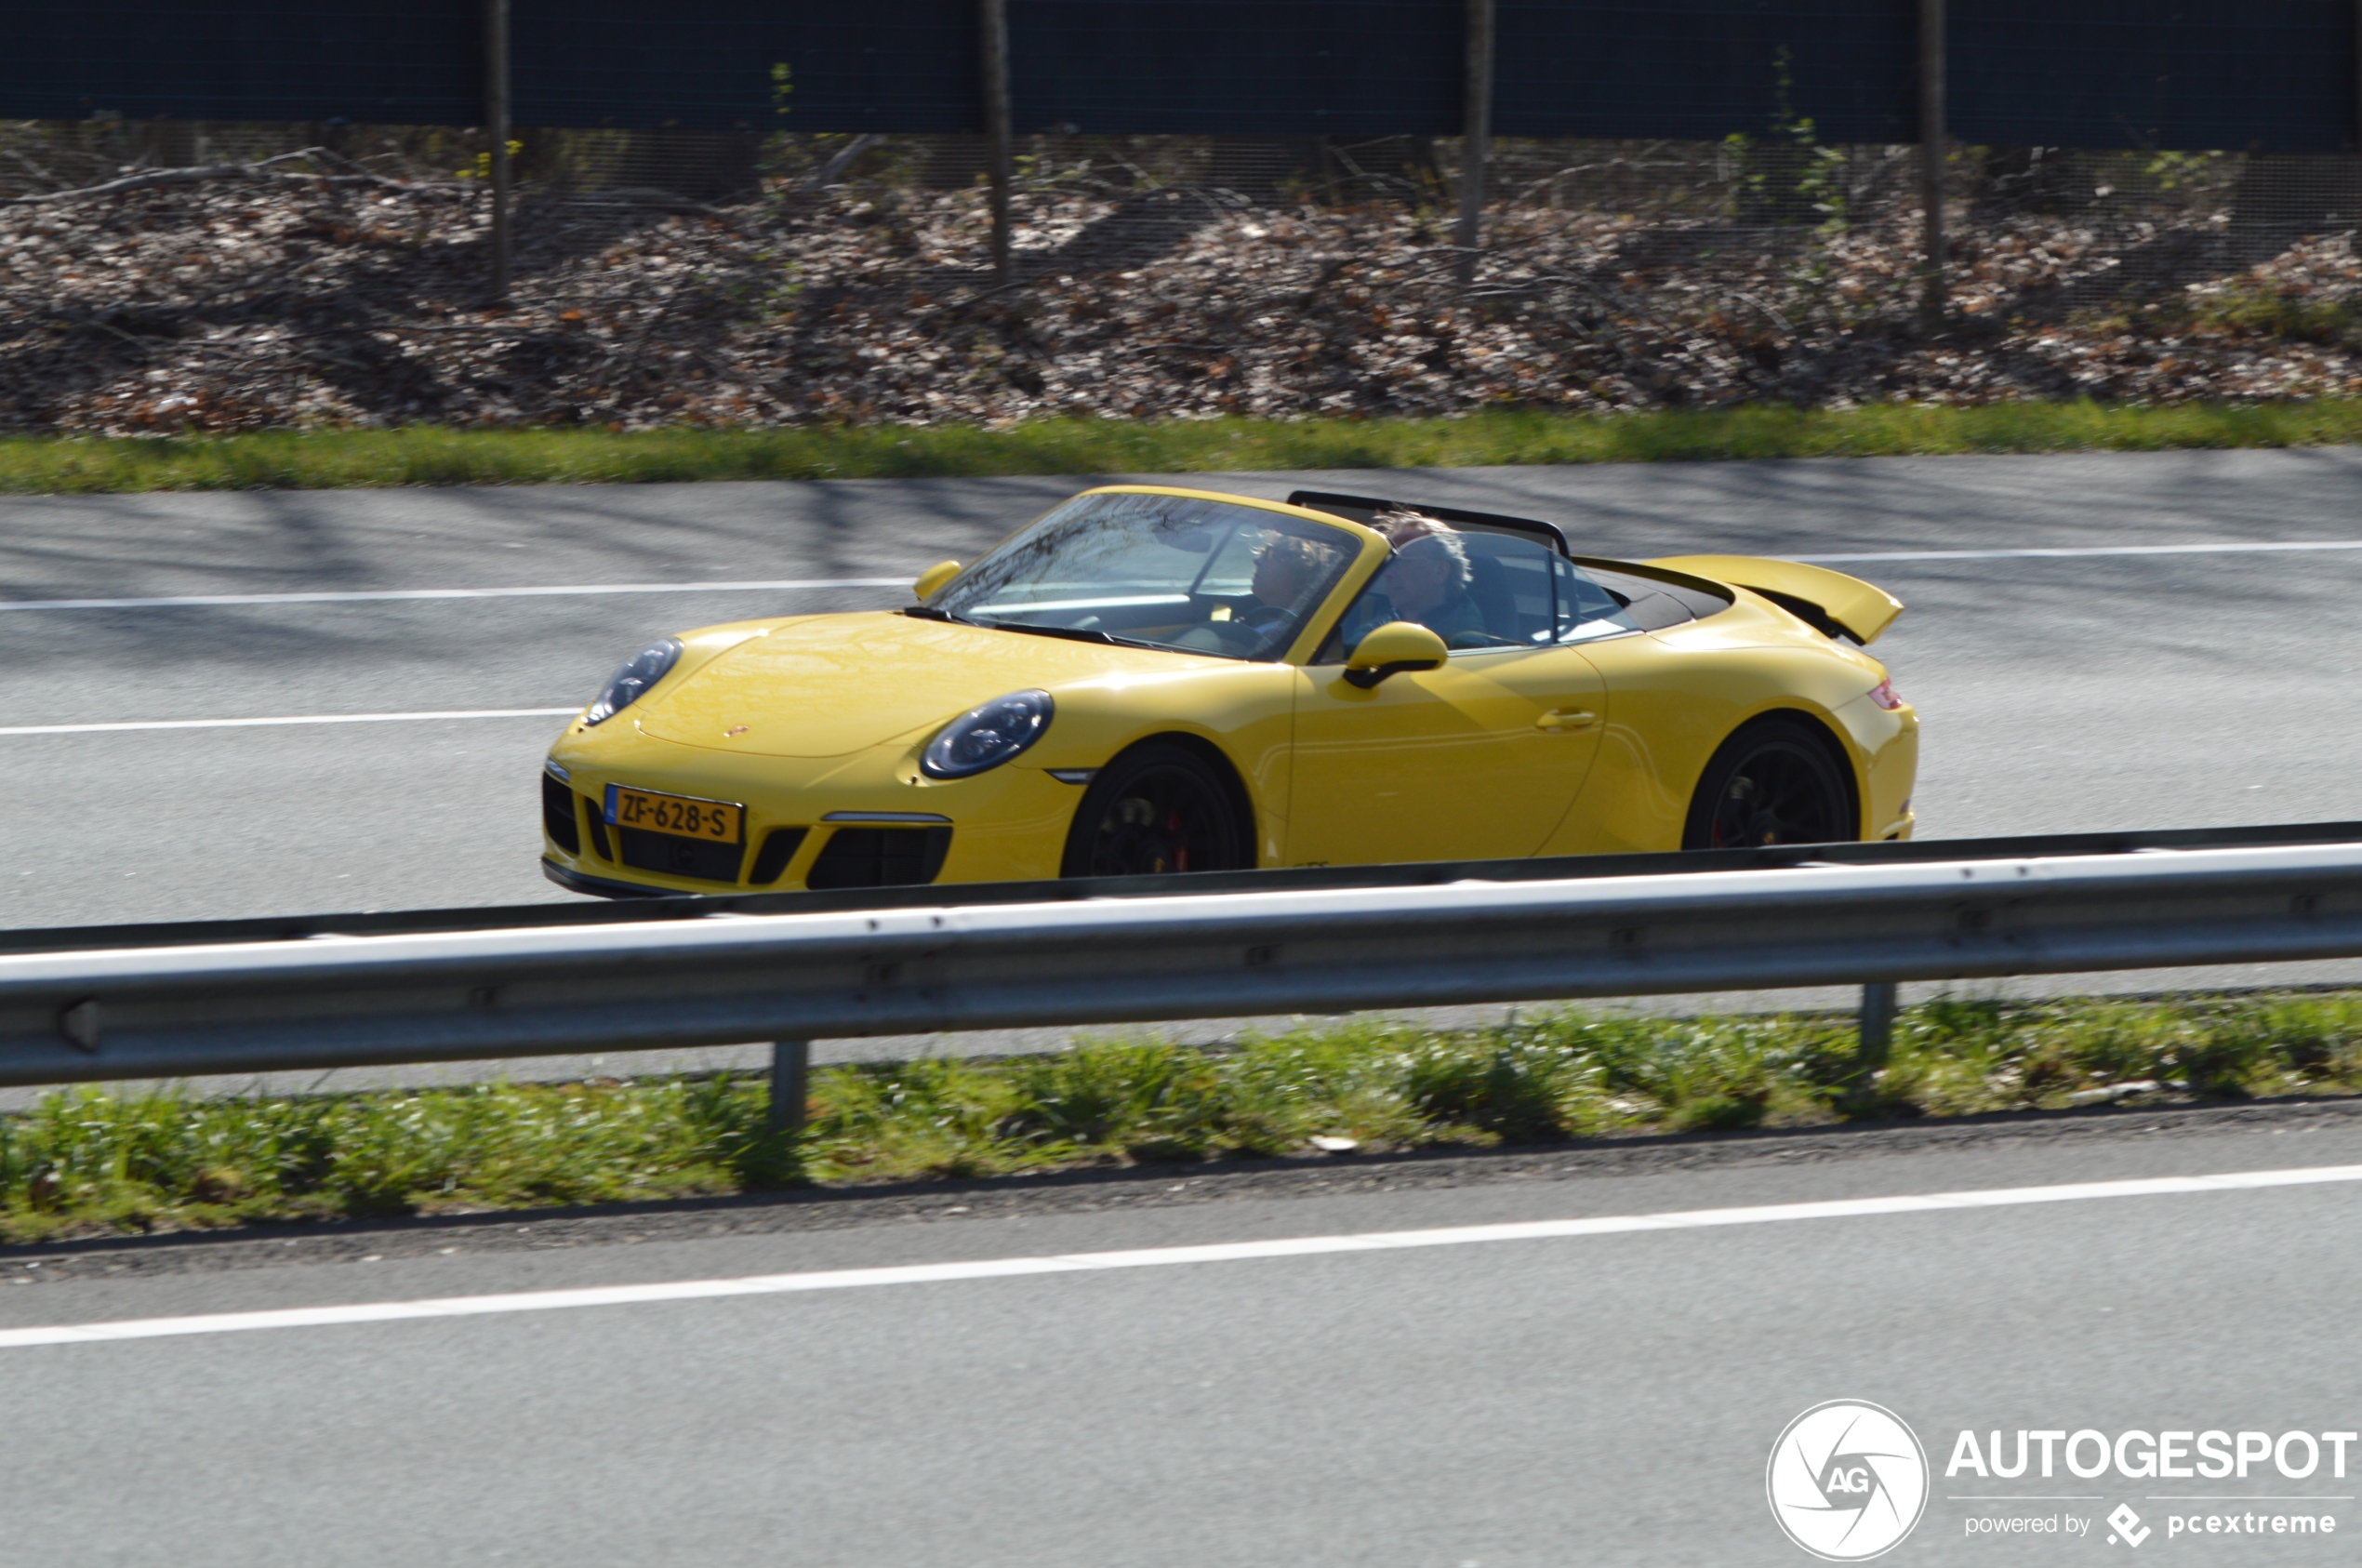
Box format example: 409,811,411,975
794,134,883,194
0,148,454,206
546,188,730,218
3,148,62,193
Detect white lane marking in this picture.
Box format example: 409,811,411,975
1,1162,2353,1350
0,708,580,737
0,577,907,612
1798,539,2362,564
8,544,2357,609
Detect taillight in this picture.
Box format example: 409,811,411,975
1869,677,1904,711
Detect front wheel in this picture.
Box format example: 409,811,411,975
1682,718,1855,850
1061,741,1248,878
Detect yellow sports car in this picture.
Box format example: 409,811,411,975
540,485,1917,897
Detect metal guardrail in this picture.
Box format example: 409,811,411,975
8,818,2362,956
5,831,2362,1103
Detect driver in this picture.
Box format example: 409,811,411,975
1347,509,1484,646
1239,533,1336,644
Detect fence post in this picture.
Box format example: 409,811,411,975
1455,0,1495,286
1856,982,1899,1077
767,1040,811,1137
483,0,512,301
980,0,1014,286
1916,0,1946,328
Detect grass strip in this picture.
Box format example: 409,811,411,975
7,400,2362,494
6,990,2362,1242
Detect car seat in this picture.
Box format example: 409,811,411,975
1466,551,1520,640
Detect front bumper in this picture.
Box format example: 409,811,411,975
541,859,695,899
539,721,1085,897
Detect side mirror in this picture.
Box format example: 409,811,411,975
1343,621,1448,688
912,559,962,600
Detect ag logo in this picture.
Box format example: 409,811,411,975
1767,1400,1930,1561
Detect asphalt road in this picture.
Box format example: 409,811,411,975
7,456,2358,1564
6,446,2362,1083
2,1109,2356,1565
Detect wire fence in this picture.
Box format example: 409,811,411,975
10,2,2359,148
8,118,2354,286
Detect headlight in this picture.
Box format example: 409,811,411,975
583,637,683,726
922,690,1054,778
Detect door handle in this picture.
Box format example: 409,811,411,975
1535,709,1598,731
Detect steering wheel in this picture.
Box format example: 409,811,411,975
1170,618,1266,654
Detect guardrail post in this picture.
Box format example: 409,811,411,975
1855,982,1898,1076
767,1040,811,1136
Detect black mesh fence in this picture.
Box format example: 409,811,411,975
8,2,2360,148
5,120,2354,276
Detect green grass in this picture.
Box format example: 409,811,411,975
2172,283,2362,350
10,400,2362,493
7,990,2362,1242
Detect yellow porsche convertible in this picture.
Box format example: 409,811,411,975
540,485,1917,897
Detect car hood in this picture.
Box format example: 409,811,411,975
634,611,1206,757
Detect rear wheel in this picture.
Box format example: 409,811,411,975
1061,742,1248,878
1682,718,1855,850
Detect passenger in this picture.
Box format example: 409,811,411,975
1348,508,1485,647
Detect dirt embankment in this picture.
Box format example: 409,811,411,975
2,164,2356,434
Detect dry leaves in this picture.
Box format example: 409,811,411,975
0,164,2355,435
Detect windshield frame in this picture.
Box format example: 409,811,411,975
921,486,1385,665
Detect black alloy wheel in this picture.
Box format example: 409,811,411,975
1682,718,1854,851
1061,741,1248,878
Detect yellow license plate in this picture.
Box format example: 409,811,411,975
604,784,745,844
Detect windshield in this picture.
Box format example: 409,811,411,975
927,492,1361,660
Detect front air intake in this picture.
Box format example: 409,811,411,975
748,828,809,885
616,828,745,883
581,797,612,860
805,826,953,889
541,774,581,855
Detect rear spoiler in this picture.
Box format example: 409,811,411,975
1643,555,1904,644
